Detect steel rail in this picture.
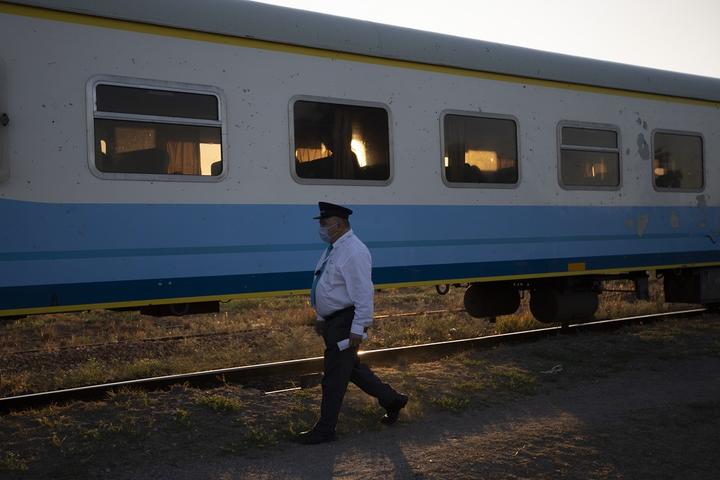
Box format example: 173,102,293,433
0,308,707,413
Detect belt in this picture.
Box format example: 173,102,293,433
325,306,355,321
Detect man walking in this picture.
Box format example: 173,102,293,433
297,202,408,445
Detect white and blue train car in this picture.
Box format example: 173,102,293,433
1,0,719,322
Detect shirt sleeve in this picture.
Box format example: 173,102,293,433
339,247,374,336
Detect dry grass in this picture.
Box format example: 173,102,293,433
0,278,686,396
0,313,718,478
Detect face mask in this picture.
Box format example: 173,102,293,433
319,223,336,243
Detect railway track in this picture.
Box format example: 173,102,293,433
0,308,706,413
3,308,464,357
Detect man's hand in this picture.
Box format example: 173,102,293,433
314,321,325,336
349,333,363,348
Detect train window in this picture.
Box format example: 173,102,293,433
653,131,703,190
292,99,391,183
442,113,518,185
559,125,620,188
91,81,224,178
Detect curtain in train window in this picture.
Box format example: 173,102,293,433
443,114,518,184
293,100,390,181
559,126,620,188
653,132,703,190
93,84,223,176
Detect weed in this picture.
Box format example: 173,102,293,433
50,432,65,449
195,394,244,413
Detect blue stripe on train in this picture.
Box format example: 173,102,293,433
2,250,719,311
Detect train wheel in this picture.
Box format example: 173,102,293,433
463,283,520,318
530,289,598,324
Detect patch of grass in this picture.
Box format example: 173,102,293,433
0,451,29,472
456,379,487,393
82,427,102,440
495,312,545,334
108,388,151,408
36,415,74,430
195,394,244,413
460,355,487,368
61,357,107,387
284,417,314,437
173,408,191,426
243,424,279,448
431,394,471,411
123,358,174,379
0,371,33,396
99,415,146,439
489,365,537,395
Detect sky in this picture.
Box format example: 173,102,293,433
250,0,720,79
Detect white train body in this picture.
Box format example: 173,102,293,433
1,0,718,318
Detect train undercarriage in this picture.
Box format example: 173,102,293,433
441,267,720,325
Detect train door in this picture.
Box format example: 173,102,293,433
0,57,7,182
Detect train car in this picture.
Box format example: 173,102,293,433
1,0,719,322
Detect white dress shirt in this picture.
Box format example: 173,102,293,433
313,229,374,336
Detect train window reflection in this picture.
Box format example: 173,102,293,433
293,100,390,182
93,82,223,178
443,114,518,185
560,125,620,188
653,132,703,190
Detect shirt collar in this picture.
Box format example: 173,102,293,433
333,229,354,247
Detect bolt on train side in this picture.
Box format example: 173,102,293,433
1,0,719,323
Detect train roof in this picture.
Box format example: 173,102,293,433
6,0,720,103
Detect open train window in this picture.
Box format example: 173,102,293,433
89,78,225,180
291,98,391,184
653,131,703,191
558,123,620,189
442,112,519,187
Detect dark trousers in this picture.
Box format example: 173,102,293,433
317,307,398,433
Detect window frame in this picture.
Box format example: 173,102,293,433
0,56,7,183
86,75,227,182
651,128,705,193
439,110,521,189
288,95,394,187
556,121,622,191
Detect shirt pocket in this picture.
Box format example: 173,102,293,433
323,260,344,288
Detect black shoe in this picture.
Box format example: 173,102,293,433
296,428,336,445
381,394,408,425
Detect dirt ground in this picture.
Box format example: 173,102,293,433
118,357,720,480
